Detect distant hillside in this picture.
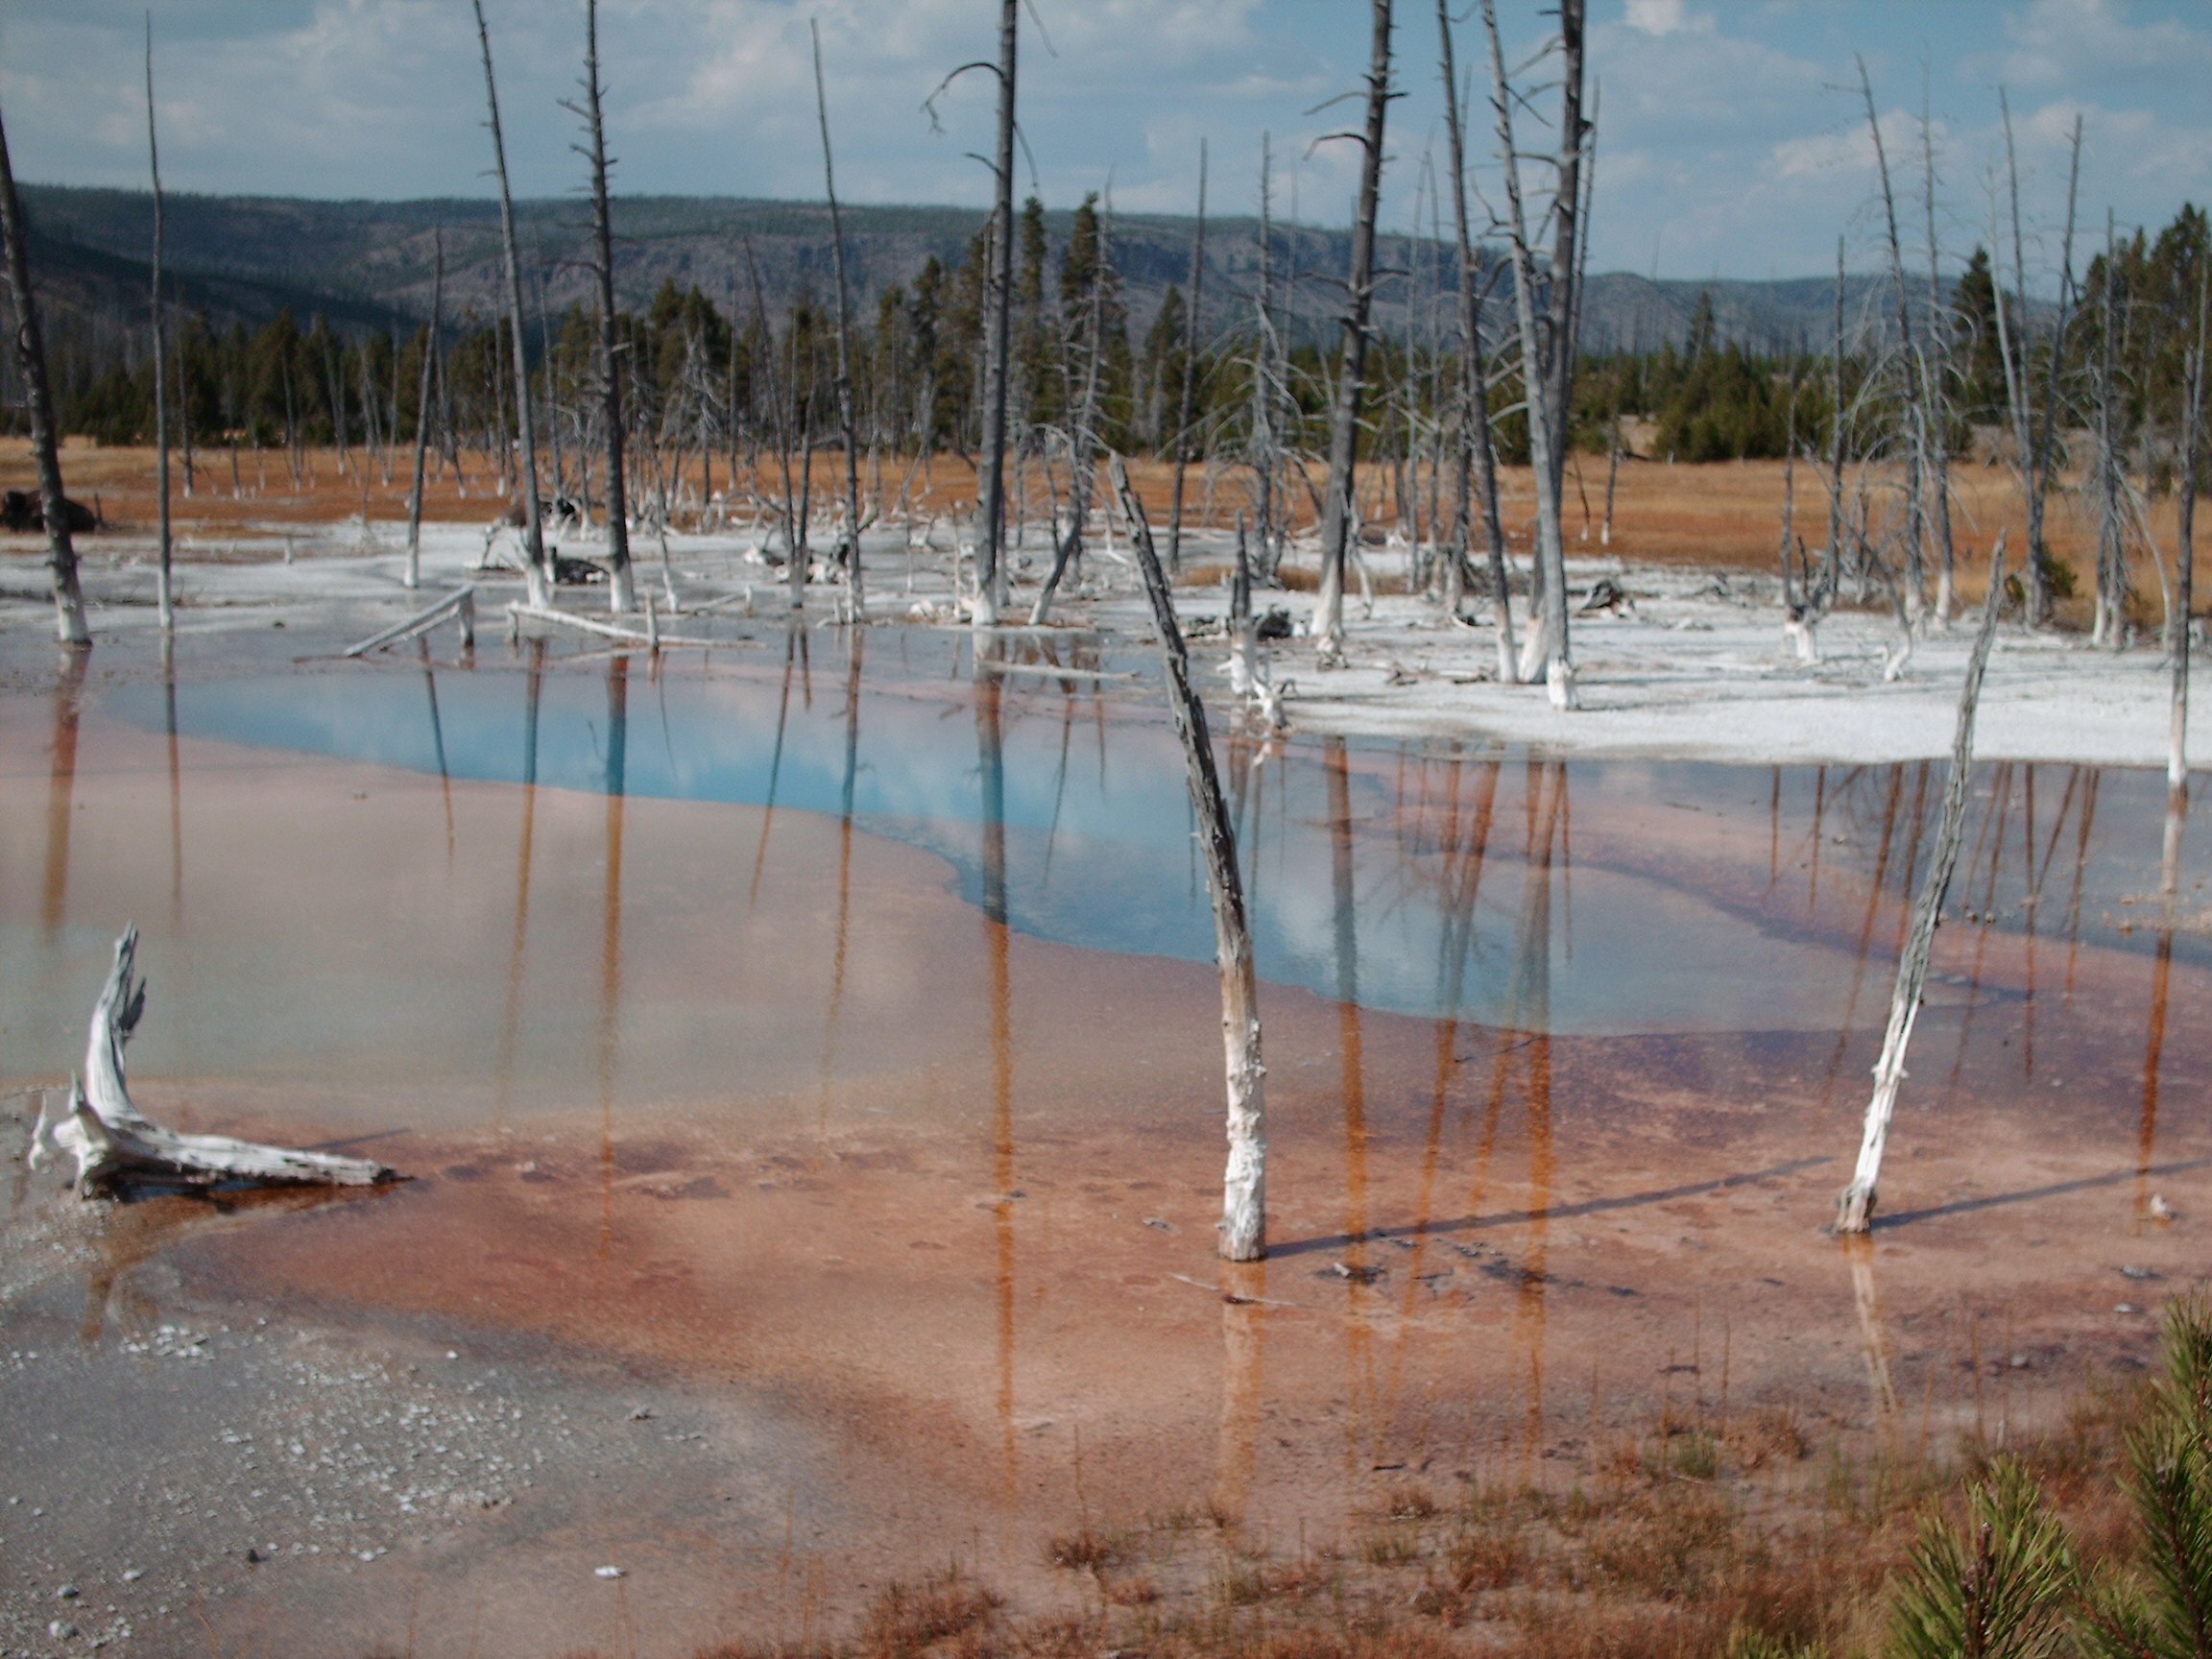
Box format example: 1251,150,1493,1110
18,183,1897,353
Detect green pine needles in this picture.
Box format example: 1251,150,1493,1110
1884,1293,2212,1659
1887,1458,2075,1659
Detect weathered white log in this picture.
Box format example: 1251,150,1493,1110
1113,455,1267,1261
506,603,717,650
29,927,397,1196
342,587,475,658
1836,537,2004,1233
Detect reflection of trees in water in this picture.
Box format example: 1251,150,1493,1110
1388,756,1503,1445
975,643,1019,1507
494,639,544,1130
77,1186,386,1346
1840,1234,1899,1436
816,628,866,1136
2140,783,2187,1225
42,646,86,944
597,654,628,1260
419,636,455,865
749,624,805,910
1506,761,1563,1474
1324,738,1382,1487
163,640,183,928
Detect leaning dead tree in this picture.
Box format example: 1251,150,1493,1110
1112,454,1266,1261
31,929,398,1196
1166,139,1208,572
1860,60,1925,625
0,90,90,646
471,0,551,608
1836,536,2006,1234
1312,0,1394,661
571,0,635,613
404,228,445,589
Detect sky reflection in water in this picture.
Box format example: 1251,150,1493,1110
117,630,2196,1042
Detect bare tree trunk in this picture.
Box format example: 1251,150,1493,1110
1825,238,1848,603
973,0,1019,627
813,18,866,620
1436,0,1515,679
1999,96,2080,628
471,0,549,607
405,228,445,589
1251,133,1284,577
1543,0,1590,601
146,22,173,634
1837,537,2006,1233
1167,140,1208,572
2176,272,2205,791
1861,60,1925,624
1113,455,1265,1260
574,1,634,614
1920,95,1956,624
1482,0,1576,707
0,106,88,644
2094,210,2122,647
1314,0,1394,661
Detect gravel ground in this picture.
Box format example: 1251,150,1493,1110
0,1105,831,1659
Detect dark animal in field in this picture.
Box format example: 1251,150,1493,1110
500,494,585,529
1,489,96,534
554,555,606,585
1576,576,1629,614
1255,606,1294,641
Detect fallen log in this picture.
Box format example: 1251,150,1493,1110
506,602,719,650
29,927,399,1196
342,586,476,658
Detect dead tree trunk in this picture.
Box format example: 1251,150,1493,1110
1836,536,2006,1233
471,0,550,607
2094,211,2123,648
0,95,90,646
1921,98,1957,623
405,229,445,590
1313,0,1394,661
1999,96,2080,627
1540,0,1590,668
1112,455,1265,1260
1167,141,1208,572
1481,0,1577,707
1435,0,1515,679
31,929,398,1196
1861,60,1925,623
812,19,867,619
146,21,173,634
2175,272,2205,791
973,0,1019,626
572,0,634,613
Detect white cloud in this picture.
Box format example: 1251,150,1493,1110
1623,0,1713,38
1997,0,2212,89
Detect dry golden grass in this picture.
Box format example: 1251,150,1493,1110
549,1376,2156,1659
12,437,2157,611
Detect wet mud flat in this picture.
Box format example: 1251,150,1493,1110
1,622,2207,1656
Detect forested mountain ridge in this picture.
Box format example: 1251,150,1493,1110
19,183,1889,354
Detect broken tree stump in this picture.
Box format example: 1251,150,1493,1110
29,927,399,1196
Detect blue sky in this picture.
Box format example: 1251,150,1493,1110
2,0,2206,283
